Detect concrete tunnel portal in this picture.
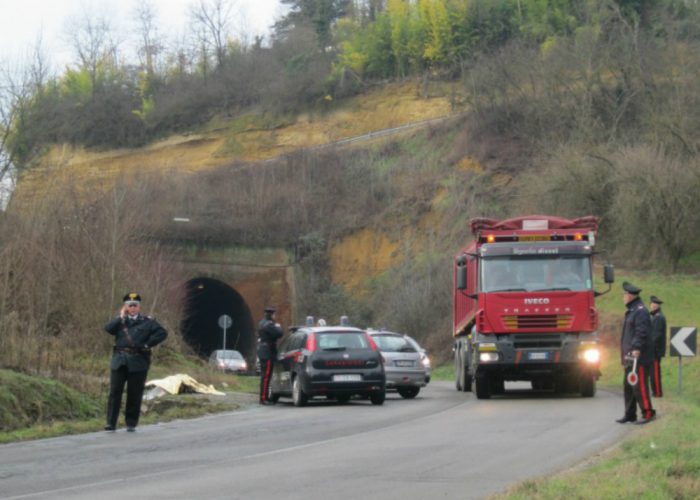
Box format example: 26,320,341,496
181,277,256,362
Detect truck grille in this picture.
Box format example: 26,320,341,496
502,314,573,330
512,334,563,349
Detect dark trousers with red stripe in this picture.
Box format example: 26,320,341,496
259,359,273,403
651,357,663,397
623,363,655,421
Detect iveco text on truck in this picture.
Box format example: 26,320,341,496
453,215,614,399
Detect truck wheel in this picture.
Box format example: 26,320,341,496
457,361,472,393
580,375,596,398
455,350,464,391
292,376,308,407
464,372,473,392
491,377,505,395
475,373,491,399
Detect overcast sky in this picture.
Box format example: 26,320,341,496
0,0,287,70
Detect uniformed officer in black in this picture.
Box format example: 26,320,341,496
617,282,655,425
104,292,168,432
257,306,283,405
649,295,667,397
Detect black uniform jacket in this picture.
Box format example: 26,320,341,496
651,309,667,358
620,297,653,366
257,318,283,361
105,315,168,372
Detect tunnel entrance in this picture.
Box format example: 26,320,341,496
181,277,256,362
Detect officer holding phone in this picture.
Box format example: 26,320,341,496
104,292,167,432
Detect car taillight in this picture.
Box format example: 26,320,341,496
365,333,378,351
305,333,317,352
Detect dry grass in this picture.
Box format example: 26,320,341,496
13,81,455,209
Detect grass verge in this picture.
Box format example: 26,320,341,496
0,367,260,444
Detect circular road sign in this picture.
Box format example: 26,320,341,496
218,314,232,329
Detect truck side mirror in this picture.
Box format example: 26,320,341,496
456,258,467,290
604,264,615,284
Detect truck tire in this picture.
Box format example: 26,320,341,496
491,376,505,395
475,373,491,399
457,360,472,393
580,375,596,398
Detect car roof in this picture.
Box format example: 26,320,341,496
294,326,366,334
366,329,404,336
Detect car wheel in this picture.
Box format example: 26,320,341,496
397,387,420,399
267,381,279,403
369,391,385,405
292,376,308,407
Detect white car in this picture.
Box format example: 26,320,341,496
208,349,248,374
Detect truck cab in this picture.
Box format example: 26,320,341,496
453,216,614,399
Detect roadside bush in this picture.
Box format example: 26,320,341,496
0,176,186,389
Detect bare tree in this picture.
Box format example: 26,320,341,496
65,7,119,88
189,0,236,70
0,36,51,207
132,0,165,77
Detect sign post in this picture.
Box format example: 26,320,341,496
670,326,697,394
218,314,233,351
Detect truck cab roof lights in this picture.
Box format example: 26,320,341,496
478,234,591,244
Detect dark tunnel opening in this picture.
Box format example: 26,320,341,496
181,278,256,363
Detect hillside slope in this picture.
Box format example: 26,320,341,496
13,82,454,206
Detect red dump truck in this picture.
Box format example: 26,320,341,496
453,215,614,399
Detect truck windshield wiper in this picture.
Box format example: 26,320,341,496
532,287,572,291
490,287,527,292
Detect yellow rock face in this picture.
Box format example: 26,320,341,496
329,229,401,292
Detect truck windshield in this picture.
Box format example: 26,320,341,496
480,255,592,293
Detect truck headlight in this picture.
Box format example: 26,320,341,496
479,352,499,362
580,348,600,363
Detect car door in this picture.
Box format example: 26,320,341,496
271,336,291,393
280,332,306,393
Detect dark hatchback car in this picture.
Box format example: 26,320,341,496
267,326,386,406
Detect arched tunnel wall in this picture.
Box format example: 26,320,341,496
181,277,256,361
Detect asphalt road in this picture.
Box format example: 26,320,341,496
0,381,629,500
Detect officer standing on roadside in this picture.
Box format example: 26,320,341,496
617,282,655,425
649,295,667,397
257,306,283,405
104,292,168,432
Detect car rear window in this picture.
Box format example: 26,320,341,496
372,335,416,353
317,332,370,350
218,351,243,359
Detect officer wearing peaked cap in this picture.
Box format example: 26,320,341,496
617,282,655,425
649,295,667,397
257,306,283,404
103,292,167,432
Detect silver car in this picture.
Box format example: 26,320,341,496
208,349,248,374
368,330,429,399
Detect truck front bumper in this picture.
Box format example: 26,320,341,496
474,333,601,380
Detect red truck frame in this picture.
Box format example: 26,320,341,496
453,215,614,399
